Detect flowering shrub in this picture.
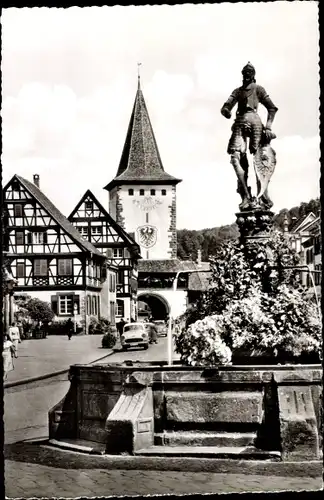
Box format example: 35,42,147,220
175,316,232,366
175,230,321,365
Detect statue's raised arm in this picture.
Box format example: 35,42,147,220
221,63,278,211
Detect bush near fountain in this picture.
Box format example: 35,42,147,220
174,230,322,366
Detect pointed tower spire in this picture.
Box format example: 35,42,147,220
104,77,181,191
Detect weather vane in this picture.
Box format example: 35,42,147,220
137,62,142,88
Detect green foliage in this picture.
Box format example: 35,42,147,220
15,295,54,324
177,224,239,261
176,198,320,262
174,230,322,365
102,331,117,349
89,317,111,335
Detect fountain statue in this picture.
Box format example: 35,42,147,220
221,62,278,243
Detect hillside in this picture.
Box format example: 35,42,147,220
177,198,320,262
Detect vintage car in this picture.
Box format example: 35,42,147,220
121,322,149,350
153,320,168,337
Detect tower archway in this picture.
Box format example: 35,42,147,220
137,292,170,320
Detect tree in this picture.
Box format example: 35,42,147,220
15,295,54,324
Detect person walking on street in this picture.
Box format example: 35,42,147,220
148,322,158,344
3,334,15,379
117,318,126,339
8,322,20,358
66,318,74,340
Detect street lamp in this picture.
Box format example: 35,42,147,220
167,269,211,366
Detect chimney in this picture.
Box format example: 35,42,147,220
33,174,40,188
196,249,202,267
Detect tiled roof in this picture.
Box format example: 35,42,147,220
289,212,316,233
138,259,210,274
104,83,181,190
68,189,141,257
14,175,104,258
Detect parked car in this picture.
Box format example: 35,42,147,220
121,322,149,350
154,320,168,337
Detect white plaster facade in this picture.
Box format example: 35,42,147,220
109,184,174,260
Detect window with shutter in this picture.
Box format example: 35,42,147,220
116,300,124,317
58,259,72,276
51,295,58,314
117,270,124,284
16,263,25,278
16,231,24,245
58,295,73,315
14,204,23,217
34,259,48,276
73,295,80,315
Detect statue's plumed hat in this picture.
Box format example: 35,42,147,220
242,62,255,75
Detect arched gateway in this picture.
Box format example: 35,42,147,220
137,292,170,320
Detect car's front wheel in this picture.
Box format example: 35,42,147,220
122,345,128,350
143,344,149,350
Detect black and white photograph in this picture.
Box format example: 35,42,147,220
1,2,322,497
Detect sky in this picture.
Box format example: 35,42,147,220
1,3,320,230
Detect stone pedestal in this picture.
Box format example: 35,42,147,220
236,209,274,246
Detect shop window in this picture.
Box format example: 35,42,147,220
128,189,134,196
150,189,155,196
139,189,145,196
161,189,166,196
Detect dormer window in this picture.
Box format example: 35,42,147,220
150,189,156,196
85,201,93,211
128,189,134,196
139,189,145,196
12,180,20,192
161,189,167,196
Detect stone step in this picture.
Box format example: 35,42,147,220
155,431,257,447
134,445,281,460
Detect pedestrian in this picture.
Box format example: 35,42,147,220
148,322,158,344
3,334,15,379
66,318,74,340
8,322,20,358
117,318,126,338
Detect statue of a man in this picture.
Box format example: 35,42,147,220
221,62,278,211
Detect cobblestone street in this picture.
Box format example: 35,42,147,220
5,459,322,497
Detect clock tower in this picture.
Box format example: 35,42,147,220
104,77,181,260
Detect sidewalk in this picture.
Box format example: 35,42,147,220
4,334,115,385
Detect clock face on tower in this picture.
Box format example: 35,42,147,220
133,196,162,212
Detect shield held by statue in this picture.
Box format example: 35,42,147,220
137,225,157,248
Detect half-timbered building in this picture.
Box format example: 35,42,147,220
68,189,141,322
3,174,117,331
